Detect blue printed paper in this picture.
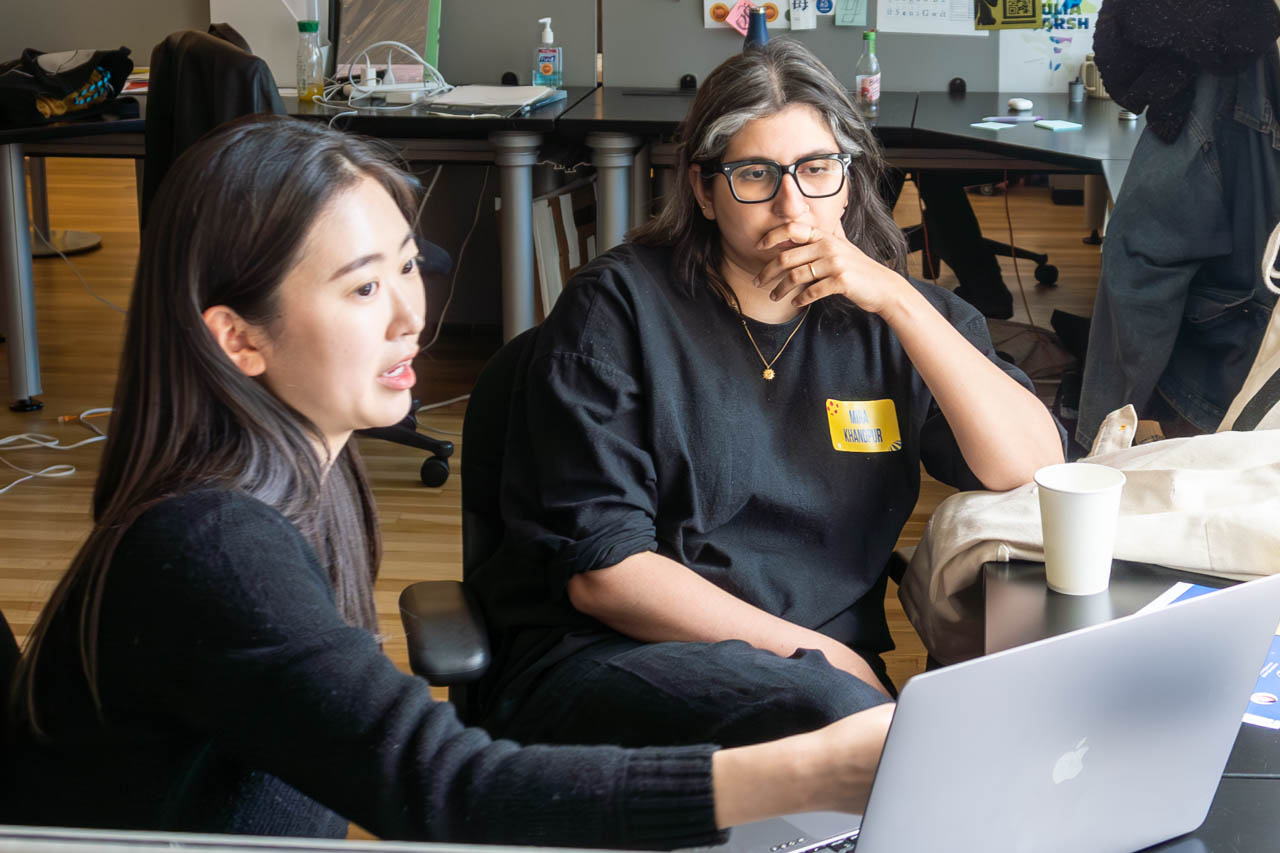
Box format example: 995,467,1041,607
1152,583,1280,729
1244,628,1280,729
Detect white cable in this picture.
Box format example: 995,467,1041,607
417,393,470,412
0,457,76,496
327,109,357,128
414,394,470,437
313,40,452,114
412,165,443,233
416,423,462,437
420,166,489,355
0,407,110,496
0,407,110,451
38,236,127,314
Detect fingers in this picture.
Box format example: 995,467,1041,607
755,243,823,292
788,276,844,308
755,221,819,252
759,255,825,302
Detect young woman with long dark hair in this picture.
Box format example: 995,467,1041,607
1,114,894,846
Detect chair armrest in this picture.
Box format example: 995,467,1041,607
398,581,490,686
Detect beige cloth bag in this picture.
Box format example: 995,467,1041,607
899,405,1280,665
1217,220,1280,431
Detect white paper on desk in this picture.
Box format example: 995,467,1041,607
429,85,559,109
1035,119,1083,131
971,121,1014,130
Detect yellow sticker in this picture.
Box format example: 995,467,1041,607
825,398,902,453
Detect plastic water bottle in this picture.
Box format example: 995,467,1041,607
854,29,880,115
744,6,770,51
296,18,324,102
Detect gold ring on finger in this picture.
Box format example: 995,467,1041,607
808,262,818,281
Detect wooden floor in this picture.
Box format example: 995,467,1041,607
0,159,1102,696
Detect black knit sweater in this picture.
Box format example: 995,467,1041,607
1,489,723,848
1094,0,1280,142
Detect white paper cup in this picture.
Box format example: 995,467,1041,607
1034,463,1126,595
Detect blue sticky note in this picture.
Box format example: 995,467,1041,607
1034,119,1083,131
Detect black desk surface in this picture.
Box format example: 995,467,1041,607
2,87,600,147
556,86,918,139
0,98,143,146
911,92,1145,171
983,560,1280,852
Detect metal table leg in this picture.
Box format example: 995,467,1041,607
489,131,541,342
1,142,43,410
586,132,639,253
630,141,652,228
26,156,102,258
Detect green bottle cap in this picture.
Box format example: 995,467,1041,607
297,20,320,33
864,29,876,41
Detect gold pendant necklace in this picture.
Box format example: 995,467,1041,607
733,300,812,381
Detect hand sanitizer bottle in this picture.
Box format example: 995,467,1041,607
533,17,562,88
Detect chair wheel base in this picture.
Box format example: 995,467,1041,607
421,456,450,487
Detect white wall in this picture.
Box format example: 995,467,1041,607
0,0,209,67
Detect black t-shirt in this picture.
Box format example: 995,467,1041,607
1,489,721,848
471,242,1039,727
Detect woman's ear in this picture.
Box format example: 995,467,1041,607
689,165,715,220
201,305,267,377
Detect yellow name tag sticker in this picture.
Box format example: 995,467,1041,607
825,398,902,453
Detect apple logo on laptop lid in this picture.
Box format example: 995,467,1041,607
1052,737,1090,784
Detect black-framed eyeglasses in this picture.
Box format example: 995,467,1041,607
703,153,852,203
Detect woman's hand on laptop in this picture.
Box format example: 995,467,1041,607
712,702,895,828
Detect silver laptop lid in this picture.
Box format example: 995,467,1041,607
856,573,1280,853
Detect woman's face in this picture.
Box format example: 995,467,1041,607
257,175,426,456
692,103,849,277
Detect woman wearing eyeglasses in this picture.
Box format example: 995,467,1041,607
468,40,1065,748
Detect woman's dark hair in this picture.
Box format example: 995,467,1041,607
630,39,908,322
12,115,419,729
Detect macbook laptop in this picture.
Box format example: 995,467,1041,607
697,572,1280,853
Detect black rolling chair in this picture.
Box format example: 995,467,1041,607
902,222,1059,286
884,169,1059,317
144,27,455,486
399,328,536,719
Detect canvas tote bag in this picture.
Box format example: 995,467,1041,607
1218,219,1280,431
899,405,1280,665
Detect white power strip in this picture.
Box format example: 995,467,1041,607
349,82,431,104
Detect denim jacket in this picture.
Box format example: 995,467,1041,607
1079,49,1280,446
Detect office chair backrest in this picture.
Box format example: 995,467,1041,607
460,328,539,576
141,27,286,226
